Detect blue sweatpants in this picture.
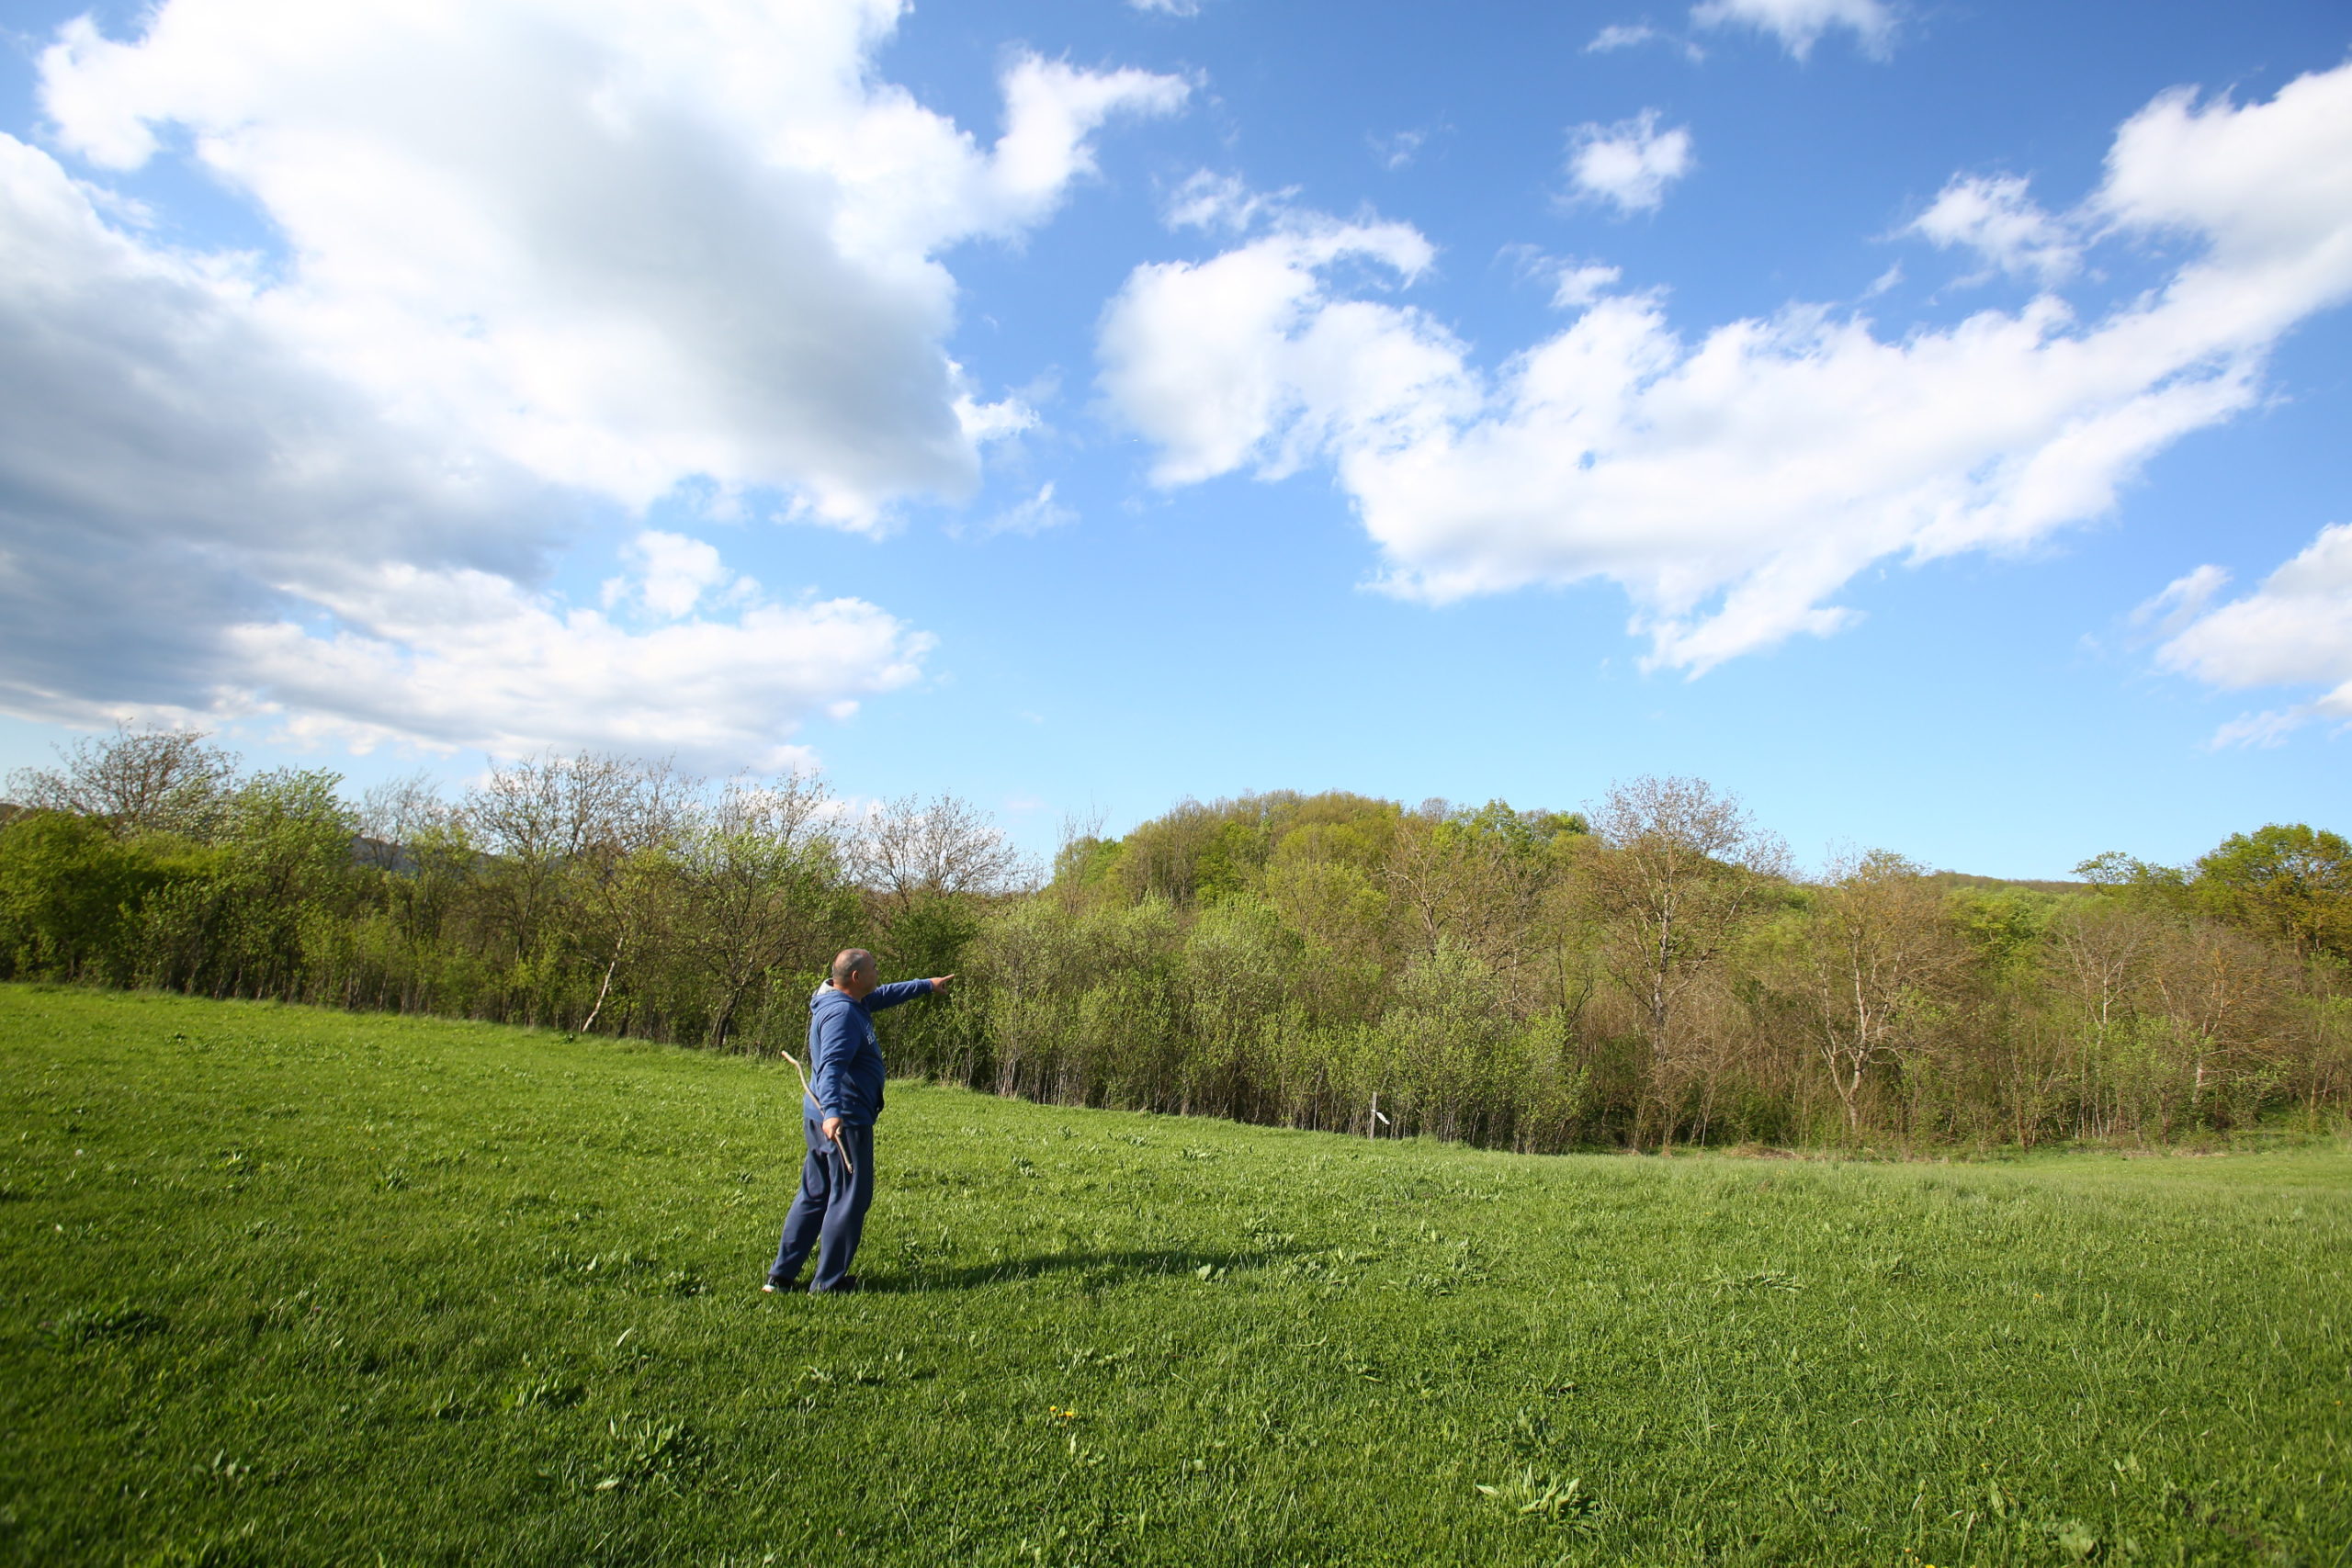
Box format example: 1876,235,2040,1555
768,1115,875,1292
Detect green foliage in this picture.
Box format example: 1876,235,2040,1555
2191,821,2352,961
1439,798,1588,861
1086,792,1405,908
3,988,2346,1565
1050,833,1125,890
996,788,2349,1152
0,738,1006,1055
1945,885,2053,973
2074,850,2188,897
0,811,180,982
3,728,2344,1154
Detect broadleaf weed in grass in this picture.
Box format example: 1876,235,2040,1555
510,1370,586,1412
1475,1469,1603,1532
2052,1517,2099,1560
589,1414,707,1495
43,1303,168,1346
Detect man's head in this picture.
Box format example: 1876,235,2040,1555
830,948,878,998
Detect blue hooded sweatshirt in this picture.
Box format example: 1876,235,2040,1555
805,979,934,1127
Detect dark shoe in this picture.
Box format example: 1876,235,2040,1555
762,1276,797,1294
809,1274,859,1295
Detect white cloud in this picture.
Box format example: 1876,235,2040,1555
1690,0,1894,59
36,5,1185,530
1098,212,1460,489
226,561,932,769
2208,708,2313,750
1370,130,1428,172
954,391,1041,446
1129,0,1201,14
1910,174,2080,284
1502,246,1628,310
1586,23,1705,61
2154,525,2352,743
958,482,1078,540
1163,170,1291,233
1551,262,1627,310
1564,111,1694,216
2130,562,2231,637
5,0,1183,761
1099,64,2352,674
1589,24,1663,52
992,56,1193,224
611,530,733,620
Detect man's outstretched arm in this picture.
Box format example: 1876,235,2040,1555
864,975,954,1012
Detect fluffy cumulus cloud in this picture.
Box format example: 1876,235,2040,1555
1097,211,1463,489
1564,111,1694,215
2150,526,2352,744
224,562,933,769
1909,175,2081,284
1550,262,1626,309
1690,0,1894,59
2,0,1183,761
605,531,736,620
1098,63,2352,672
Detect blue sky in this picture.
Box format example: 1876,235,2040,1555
1,0,2346,878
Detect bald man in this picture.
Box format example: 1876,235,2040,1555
765,949,952,1295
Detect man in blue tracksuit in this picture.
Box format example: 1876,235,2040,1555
765,948,951,1294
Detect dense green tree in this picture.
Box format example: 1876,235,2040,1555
0,812,176,981
2192,823,2352,962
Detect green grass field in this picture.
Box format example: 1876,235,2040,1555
3,987,2346,1567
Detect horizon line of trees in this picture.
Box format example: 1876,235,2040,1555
2,727,2346,1153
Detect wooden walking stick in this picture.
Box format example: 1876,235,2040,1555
777,1047,855,1179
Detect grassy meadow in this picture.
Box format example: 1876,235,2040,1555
2,986,2346,1566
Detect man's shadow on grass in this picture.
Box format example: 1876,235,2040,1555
864,1245,1297,1294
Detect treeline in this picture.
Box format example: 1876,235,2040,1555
983,782,2350,1150
3,729,2347,1152
0,729,1012,1060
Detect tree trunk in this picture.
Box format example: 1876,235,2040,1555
580,935,625,1033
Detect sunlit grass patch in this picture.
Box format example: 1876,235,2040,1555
3,985,2347,1565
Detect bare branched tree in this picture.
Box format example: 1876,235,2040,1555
1381,800,1571,991
1804,850,1960,1135
6,725,239,838
2041,896,2162,1136
461,752,696,964
856,793,1028,910
2148,918,2292,1122
355,773,451,870
1583,774,1788,1147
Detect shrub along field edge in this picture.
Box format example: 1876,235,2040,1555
5,734,2349,1159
